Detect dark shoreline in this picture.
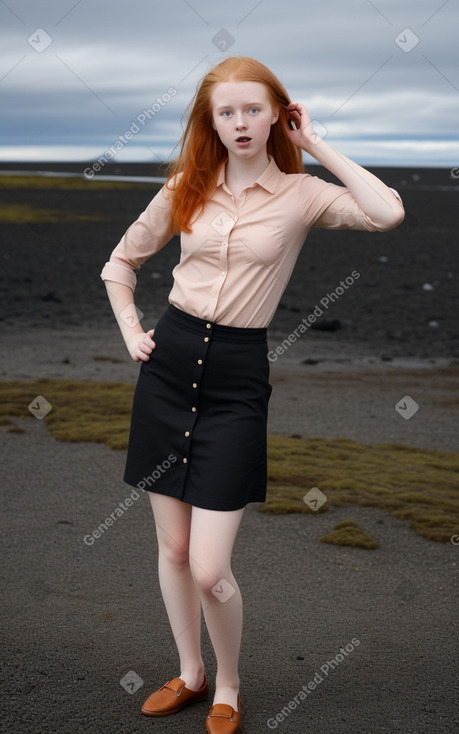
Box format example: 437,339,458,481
1,160,457,189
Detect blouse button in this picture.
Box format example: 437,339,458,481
185,431,190,437
191,406,197,412
183,457,188,464
204,337,209,342
192,382,197,388
197,359,203,365
206,323,211,329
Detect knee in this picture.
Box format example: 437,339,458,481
191,565,231,597
158,538,190,569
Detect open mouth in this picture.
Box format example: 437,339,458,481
236,136,251,143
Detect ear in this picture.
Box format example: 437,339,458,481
271,107,279,125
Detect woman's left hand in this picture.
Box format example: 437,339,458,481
284,101,322,152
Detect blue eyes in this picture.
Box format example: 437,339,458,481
221,108,259,117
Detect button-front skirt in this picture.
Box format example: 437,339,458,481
123,304,272,510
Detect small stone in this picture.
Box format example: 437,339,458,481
41,291,62,303
311,319,342,332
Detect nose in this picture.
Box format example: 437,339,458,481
234,112,247,130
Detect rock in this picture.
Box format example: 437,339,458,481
311,319,342,332
41,291,62,303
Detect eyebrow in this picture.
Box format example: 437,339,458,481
215,102,265,111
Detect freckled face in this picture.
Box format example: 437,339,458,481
211,81,279,159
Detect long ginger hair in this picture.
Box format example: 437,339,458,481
165,57,304,233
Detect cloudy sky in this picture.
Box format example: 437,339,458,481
0,0,457,166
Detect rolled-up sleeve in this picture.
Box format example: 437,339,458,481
313,185,404,231
298,174,403,232
100,185,176,291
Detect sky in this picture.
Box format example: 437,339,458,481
0,0,457,166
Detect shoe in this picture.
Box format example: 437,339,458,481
141,675,208,717
205,693,241,734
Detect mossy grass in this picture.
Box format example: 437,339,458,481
0,174,151,190
1,377,458,542
264,433,459,542
0,377,134,451
320,520,380,549
0,202,106,224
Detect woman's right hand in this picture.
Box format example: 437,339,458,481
125,329,156,362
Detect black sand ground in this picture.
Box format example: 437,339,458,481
0,164,458,360
1,424,458,734
1,165,458,734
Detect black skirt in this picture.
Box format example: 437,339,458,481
123,304,272,510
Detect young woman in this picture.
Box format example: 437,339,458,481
101,56,404,733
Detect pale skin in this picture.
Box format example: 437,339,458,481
104,80,404,711
107,80,404,364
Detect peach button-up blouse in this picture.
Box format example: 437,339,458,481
100,156,401,328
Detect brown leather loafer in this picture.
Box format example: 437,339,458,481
205,694,241,734
141,675,208,717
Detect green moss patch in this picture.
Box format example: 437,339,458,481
0,202,106,224
264,434,459,542
0,174,147,190
320,520,380,549
0,377,134,450
1,378,458,542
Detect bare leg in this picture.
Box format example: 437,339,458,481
189,506,245,711
148,493,205,690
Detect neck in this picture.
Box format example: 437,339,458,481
225,149,270,184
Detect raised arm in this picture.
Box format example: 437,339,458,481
285,102,405,231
